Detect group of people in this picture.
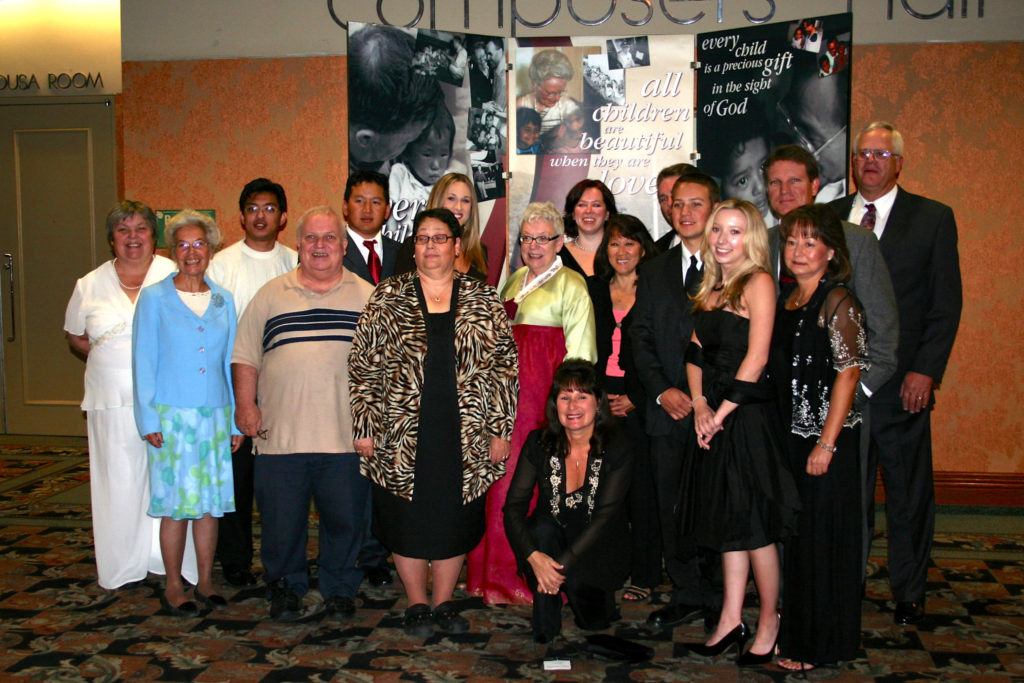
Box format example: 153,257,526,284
64,120,960,671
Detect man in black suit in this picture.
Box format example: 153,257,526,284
631,172,722,629
342,170,401,287
763,145,900,580
340,170,401,587
653,162,698,253
829,122,962,625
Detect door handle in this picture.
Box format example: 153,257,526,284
3,253,14,342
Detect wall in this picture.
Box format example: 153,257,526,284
120,41,1024,475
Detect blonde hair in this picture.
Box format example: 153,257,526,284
427,173,486,275
692,199,771,313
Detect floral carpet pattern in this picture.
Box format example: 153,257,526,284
0,447,1022,681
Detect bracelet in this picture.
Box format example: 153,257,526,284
815,439,837,453
693,395,707,405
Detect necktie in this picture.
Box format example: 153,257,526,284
684,255,701,297
364,239,382,284
860,203,876,233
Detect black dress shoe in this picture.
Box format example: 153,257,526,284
365,567,393,586
268,579,302,622
647,602,703,629
403,603,435,638
223,567,259,588
194,589,228,609
324,595,356,621
894,600,925,624
433,601,469,634
159,593,201,617
688,622,751,657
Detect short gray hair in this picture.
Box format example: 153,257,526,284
165,209,222,251
855,120,904,156
296,205,344,239
529,49,574,85
520,201,564,236
105,200,158,255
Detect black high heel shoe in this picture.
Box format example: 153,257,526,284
737,636,778,666
688,622,750,657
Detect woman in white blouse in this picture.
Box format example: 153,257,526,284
64,201,198,590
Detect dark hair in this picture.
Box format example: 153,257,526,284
697,100,770,180
238,177,287,213
671,170,722,205
517,107,542,131
404,99,456,161
762,144,820,186
563,179,618,238
540,359,614,460
656,162,698,186
779,204,852,283
105,200,158,255
594,214,657,281
412,207,463,240
345,170,390,204
348,24,442,133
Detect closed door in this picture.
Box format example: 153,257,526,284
0,98,116,435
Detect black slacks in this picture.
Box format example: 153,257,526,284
866,401,935,603
216,435,254,572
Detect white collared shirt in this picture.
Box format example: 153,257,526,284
346,227,384,263
849,185,899,239
680,243,703,281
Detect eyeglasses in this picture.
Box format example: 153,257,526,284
244,204,279,215
853,149,899,161
174,239,208,251
519,234,558,245
412,234,454,245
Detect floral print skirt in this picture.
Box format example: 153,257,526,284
147,404,235,520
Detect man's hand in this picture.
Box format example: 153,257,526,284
900,371,934,414
658,388,693,421
234,402,262,438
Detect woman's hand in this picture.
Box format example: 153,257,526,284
527,550,565,595
607,393,634,418
230,434,244,452
354,437,374,459
144,432,164,449
693,399,721,449
807,444,833,476
488,436,511,464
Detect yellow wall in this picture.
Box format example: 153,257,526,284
120,42,1024,474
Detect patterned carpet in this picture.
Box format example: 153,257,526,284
1,446,1022,681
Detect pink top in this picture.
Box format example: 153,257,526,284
606,308,629,377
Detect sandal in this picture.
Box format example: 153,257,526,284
621,584,651,602
778,658,819,672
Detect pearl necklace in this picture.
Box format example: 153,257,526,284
113,257,149,290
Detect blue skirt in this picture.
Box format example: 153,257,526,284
147,404,235,520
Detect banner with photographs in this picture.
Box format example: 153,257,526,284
695,13,852,226
507,35,697,270
347,23,507,282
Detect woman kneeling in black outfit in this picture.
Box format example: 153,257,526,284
503,359,632,643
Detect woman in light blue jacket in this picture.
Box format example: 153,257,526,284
133,209,242,616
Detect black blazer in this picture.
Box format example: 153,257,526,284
654,230,675,254
628,246,698,437
588,276,644,416
343,234,401,285
829,187,962,402
503,428,631,589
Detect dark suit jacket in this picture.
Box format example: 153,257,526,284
654,230,675,255
628,246,697,437
829,187,962,403
343,234,401,285
768,219,899,396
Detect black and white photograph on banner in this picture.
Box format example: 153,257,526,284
468,107,503,152
695,12,852,224
350,22,499,245
472,152,505,203
467,35,494,108
507,34,697,269
584,53,626,106
606,37,651,70
413,30,468,87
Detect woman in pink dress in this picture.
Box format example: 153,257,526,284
467,201,596,604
